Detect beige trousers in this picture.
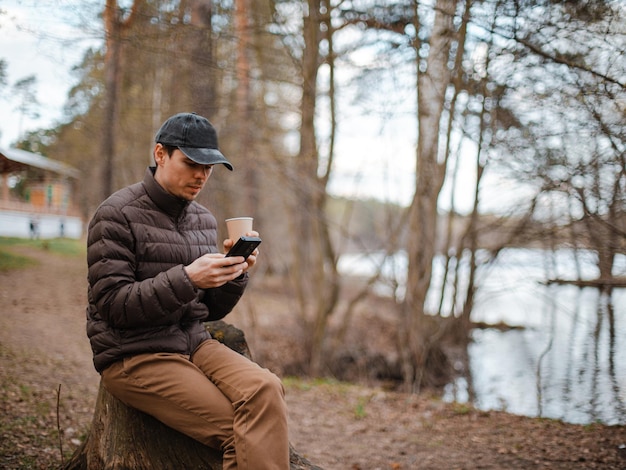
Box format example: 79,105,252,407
101,339,289,470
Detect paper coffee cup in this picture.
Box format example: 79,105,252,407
225,217,253,240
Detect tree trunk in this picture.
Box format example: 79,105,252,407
400,0,459,392
101,0,140,200
291,0,322,328
234,0,256,217
63,321,322,470
188,0,216,118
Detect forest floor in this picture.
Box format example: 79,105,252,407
1,243,626,469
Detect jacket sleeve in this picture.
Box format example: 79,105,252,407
202,273,248,321
87,203,198,330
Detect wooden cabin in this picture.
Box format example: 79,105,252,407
0,147,82,239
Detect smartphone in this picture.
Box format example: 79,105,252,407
225,236,262,259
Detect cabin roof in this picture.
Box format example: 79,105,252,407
0,147,80,179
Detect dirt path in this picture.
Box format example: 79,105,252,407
1,246,626,469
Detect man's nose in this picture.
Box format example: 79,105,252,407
195,166,211,179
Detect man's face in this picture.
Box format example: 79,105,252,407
153,144,213,201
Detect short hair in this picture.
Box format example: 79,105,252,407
160,144,177,156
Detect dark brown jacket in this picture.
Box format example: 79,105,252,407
86,167,247,373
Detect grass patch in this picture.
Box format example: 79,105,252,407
40,237,85,257
0,237,85,271
354,397,368,419
283,376,346,391
0,249,37,271
451,403,473,415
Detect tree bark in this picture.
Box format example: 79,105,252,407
101,0,140,200
400,0,459,393
63,321,322,470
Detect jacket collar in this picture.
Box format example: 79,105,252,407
143,167,190,219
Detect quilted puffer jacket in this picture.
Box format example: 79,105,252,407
86,167,247,373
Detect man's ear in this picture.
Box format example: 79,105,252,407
154,143,166,166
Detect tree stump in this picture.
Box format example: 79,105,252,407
63,321,322,470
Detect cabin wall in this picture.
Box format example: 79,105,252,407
0,210,83,239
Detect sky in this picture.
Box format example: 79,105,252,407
0,1,99,148
0,1,501,212
0,0,424,207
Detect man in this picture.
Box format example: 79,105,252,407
86,112,289,469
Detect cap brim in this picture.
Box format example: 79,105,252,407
179,147,234,171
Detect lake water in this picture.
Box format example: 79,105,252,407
338,248,626,425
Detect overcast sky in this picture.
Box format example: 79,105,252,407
0,1,502,212
0,1,99,148
0,1,424,207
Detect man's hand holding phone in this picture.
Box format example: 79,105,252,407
224,231,261,269
185,232,261,289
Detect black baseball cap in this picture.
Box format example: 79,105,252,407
155,112,233,170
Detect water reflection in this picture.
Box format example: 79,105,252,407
448,274,626,425
339,248,626,425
